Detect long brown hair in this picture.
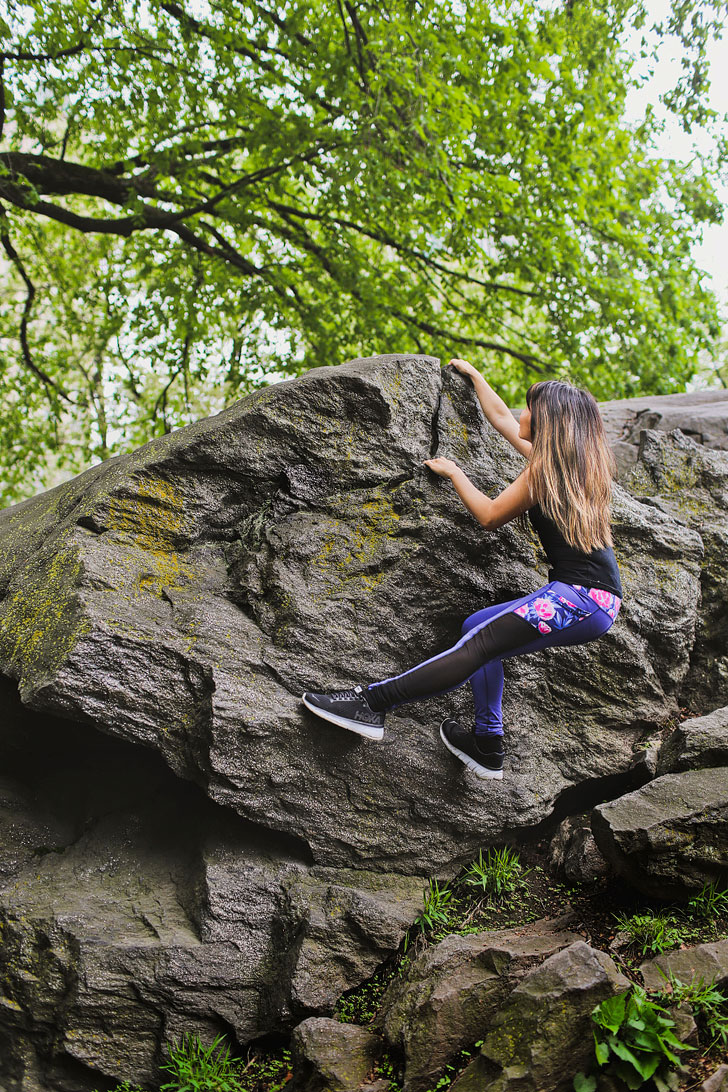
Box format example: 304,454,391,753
526,380,615,553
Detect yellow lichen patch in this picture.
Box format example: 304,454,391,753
103,477,194,598
0,542,90,685
446,418,470,461
311,493,401,596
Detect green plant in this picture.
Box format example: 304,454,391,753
575,986,692,1091
160,1035,247,1092
660,973,728,1050
410,879,454,941
461,847,527,901
612,911,691,957
687,881,728,921
335,967,395,1025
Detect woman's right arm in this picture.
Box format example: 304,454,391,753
449,358,532,459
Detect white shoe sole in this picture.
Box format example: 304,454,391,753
302,694,384,740
439,724,503,780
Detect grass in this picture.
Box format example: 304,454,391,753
612,910,697,957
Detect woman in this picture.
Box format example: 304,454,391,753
302,359,622,781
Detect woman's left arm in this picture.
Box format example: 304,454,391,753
424,459,532,530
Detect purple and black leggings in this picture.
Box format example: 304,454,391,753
365,581,621,735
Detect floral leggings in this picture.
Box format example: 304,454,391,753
365,581,621,732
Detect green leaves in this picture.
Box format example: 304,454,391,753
0,0,724,500
580,985,692,1091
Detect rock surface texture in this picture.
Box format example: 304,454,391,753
592,768,728,898
378,917,581,1092
448,942,630,1091
0,356,727,1090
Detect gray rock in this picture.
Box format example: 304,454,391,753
0,358,721,1088
656,706,728,775
290,1017,383,1092
0,359,705,876
598,389,728,453
701,1065,728,1092
592,768,728,898
548,815,610,883
378,917,581,1092
640,938,728,992
624,429,728,713
0,693,423,1090
449,941,629,1091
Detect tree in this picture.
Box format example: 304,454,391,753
0,0,723,502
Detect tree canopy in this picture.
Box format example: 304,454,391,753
0,0,724,501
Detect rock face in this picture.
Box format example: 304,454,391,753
592,767,728,898
598,389,728,477
656,706,728,775
624,428,728,714
449,942,630,1091
0,355,726,1090
378,917,581,1092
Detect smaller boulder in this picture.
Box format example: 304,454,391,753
449,941,630,1092
378,918,581,1092
640,938,728,993
656,707,728,776
290,1017,383,1092
548,815,610,883
591,768,728,899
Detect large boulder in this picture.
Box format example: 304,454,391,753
592,767,728,898
378,917,581,1092
598,389,728,469
449,941,629,1092
0,355,719,1089
0,358,703,875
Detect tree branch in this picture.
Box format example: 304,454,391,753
0,213,76,403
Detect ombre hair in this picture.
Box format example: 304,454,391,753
526,380,615,553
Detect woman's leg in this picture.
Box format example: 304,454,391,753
365,582,613,713
460,601,525,737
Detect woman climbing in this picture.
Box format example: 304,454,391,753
301,359,622,781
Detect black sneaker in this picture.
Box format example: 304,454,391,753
439,719,504,780
301,685,385,740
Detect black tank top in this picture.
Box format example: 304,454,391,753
528,504,623,598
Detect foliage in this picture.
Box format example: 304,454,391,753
686,880,728,921
612,910,695,957
461,846,528,900
411,878,454,941
335,966,395,1024
126,1034,293,1092
575,986,692,1092
659,972,728,1051
0,0,724,500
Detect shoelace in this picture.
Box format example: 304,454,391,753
331,686,362,702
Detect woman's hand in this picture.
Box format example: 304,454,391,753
424,457,460,479
448,358,479,380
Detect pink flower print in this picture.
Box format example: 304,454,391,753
533,597,556,620
514,605,529,617
538,620,552,633
589,588,612,608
